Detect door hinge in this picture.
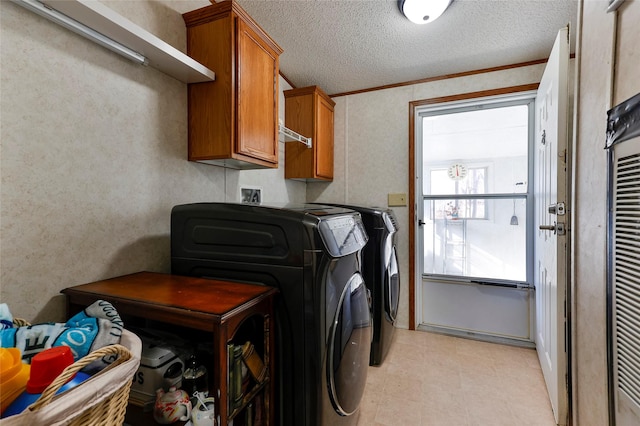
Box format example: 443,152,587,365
559,149,567,164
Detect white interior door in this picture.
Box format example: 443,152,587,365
534,27,569,426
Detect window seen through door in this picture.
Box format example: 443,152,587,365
421,101,532,282
430,167,487,220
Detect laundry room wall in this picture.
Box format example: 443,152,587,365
307,62,548,330
572,0,640,424
0,0,305,323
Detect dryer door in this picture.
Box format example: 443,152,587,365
385,245,400,322
327,273,371,416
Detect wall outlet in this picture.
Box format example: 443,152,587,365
241,187,262,204
388,193,407,207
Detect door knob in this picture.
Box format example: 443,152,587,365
539,224,556,232
539,222,566,235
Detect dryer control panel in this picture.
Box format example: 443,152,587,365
318,215,368,258
382,211,398,234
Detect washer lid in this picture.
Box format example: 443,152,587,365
263,203,357,217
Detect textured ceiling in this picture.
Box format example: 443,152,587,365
184,1,578,96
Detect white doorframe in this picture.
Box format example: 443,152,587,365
413,92,536,344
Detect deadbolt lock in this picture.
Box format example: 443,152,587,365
548,202,566,215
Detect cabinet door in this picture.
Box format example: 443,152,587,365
284,86,334,181
236,18,279,165
185,16,233,162
315,95,334,179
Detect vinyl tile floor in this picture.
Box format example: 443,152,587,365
357,329,557,426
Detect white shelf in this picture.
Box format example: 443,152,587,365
20,0,215,83
279,124,312,148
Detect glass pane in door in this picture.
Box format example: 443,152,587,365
422,105,529,197
423,198,527,281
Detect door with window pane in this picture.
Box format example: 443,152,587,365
417,97,535,342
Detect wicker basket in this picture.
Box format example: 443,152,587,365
1,328,142,426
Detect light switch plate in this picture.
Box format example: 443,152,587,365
388,193,407,207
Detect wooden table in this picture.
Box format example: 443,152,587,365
62,271,277,426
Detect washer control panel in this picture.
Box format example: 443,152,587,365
318,214,368,257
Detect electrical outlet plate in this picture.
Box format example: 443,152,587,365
388,193,407,207
240,187,262,204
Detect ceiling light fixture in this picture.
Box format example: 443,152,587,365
11,0,148,65
398,0,453,25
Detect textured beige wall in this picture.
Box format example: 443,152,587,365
307,63,548,330
572,0,640,424
572,0,612,421
614,1,640,104
0,0,304,323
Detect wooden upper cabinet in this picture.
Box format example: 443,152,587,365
284,86,336,181
183,1,283,169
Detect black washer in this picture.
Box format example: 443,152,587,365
170,202,371,426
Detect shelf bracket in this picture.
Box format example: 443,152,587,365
279,124,312,149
